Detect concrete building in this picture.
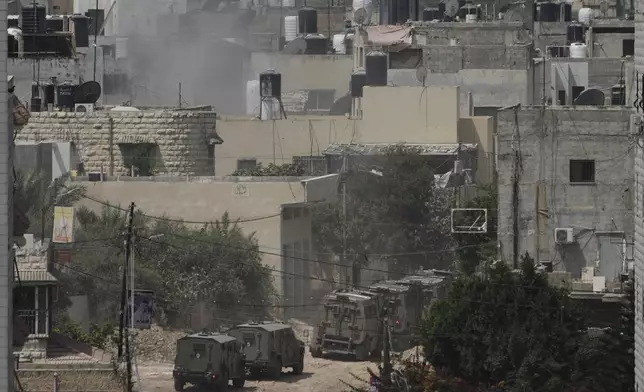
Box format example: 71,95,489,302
14,107,220,176
497,106,633,284
217,85,495,183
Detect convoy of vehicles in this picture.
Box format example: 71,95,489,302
171,269,452,389
309,269,453,359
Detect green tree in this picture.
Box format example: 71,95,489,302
312,146,453,275
453,182,498,275
231,162,309,176
421,252,592,391
13,170,86,239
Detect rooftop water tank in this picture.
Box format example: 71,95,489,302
423,7,441,21
365,50,388,86
259,70,282,98
333,33,347,54
304,33,327,54
45,15,64,32
566,23,584,44
611,82,626,105
351,69,367,98
21,4,46,33
538,2,559,22
570,42,587,58
71,14,90,48
560,3,572,21
578,7,593,25
298,7,317,35
284,15,298,42
56,82,77,110
379,0,397,25
85,8,105,36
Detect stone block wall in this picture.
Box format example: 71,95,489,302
15,110,218,176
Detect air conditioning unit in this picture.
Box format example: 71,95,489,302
75,103,94,113
555,228,574,244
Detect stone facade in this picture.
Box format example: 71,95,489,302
14,110,219,176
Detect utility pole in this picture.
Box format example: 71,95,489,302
117,202,135,392
341,154,348,288
92,0,99,81
381,299,393,387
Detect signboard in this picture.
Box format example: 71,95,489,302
53,207,74,243
127,290,154,329
232,183,250,197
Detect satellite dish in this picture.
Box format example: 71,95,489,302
443,0,460,18
353,8,368,25
573,88,605,105
74,81,102,104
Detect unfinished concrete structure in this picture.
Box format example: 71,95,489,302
497,106,633,283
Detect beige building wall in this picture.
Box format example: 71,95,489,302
77,177,307,295
216,86,494,183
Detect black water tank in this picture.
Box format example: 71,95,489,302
72,14,90,48
259,70,282,98
611,83,626,105
351,70,367,98
397,0,419,22
423,7,441,21
30,97,42,112
46,16,64,32
44,83,55,106
8,16,19,28
85,8,105,36
21,4,46,33
304,34,327,54
438,2,446,17
57,83,77,110
365,51,388,86
538,2,559,22
298,7,317,35
31,82,40,98
345,35,353,55
566,23,584,44
561,3,572,21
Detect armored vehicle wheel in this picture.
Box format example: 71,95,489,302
292,353,304,375
270,358,282,379
310,347,323,358
173,379,184,392
232,378,245,388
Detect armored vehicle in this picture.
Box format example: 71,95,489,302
309,289,382,360
227,321,305,378
172,332,246,391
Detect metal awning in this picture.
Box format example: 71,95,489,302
116,135,157,144
323,143,478,156
14,270,58,285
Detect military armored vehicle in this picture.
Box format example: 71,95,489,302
227,321,305,378
172,332,246,391
309,289,382,360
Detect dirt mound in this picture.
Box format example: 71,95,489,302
131,325,186,363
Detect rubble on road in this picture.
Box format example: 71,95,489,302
131,325,187,363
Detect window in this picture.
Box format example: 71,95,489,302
623,39,635,57
569,160,595,183
236,159,257,171
119,143,157,176
305,90,335,112
293,155,326,175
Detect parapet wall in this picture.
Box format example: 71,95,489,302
15,110,218,176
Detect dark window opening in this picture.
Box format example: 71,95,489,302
572,86,585,102
207,145,215,174
305,90,336,112
119,143,157,176
389,48,423,69
623,39,635,57
570,159,595,183
293,155,326,176
237,158,257,171
558,90,566,105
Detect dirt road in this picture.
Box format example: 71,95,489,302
137,351,373,392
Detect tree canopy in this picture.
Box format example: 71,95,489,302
312,146,454,275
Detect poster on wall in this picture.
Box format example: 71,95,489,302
127,290,154,329
53,206,74,243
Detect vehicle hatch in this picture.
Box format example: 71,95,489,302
175,340,212,373
236,329,263,361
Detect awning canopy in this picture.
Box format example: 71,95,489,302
323,143,477,156
365,25,414,52
116,134,157,144
14,270,58,285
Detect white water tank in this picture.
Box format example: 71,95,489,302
246,80,261,116
570,42,587,58
282,0,295,7
284,15,298,42
465,14,478,22
333,34,346,54
578,7,593,25
260,100,275,120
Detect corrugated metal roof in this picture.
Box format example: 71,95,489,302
14,270,57,283
182,333,236,344
323,143,478,156
233,322,291,332
116,135,156,144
